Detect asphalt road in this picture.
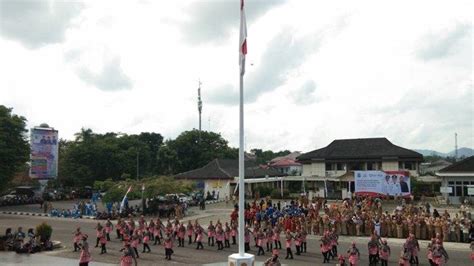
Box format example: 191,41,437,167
0,209,472,265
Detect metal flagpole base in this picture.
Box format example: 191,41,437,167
228,253,255,266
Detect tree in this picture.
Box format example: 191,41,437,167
0,106,29,190
167,130,238,173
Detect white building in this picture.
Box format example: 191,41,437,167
436,156,474,204
297,138,424,198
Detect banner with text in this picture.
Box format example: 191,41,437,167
30,128,59,179
354,170,410,197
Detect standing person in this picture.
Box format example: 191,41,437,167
186,221,194,245
164,234,174,260
207,221,215,246
216,225,224,251
120,242,137,266
131,232,140,258
195,225,204,250
407,233,420,265
256,229,265,255
116,218,123,240
347,242,360,266
432,240,449,266
379,239,391,266
105,219,113,241
273,226,281,249
142,231,151,253
244,226,251,252
224,223,231,248
368,234,379,266
231,222,238,245
177,223,185,247
73,227,83,252
99,228,107,254
399,249,411,266
301,228,308,253
78,234,91,266
330,228,339,257
284,230,294,260
320,231,331,263
94,223,102,248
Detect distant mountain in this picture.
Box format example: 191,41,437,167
414,149,447,157
447,147,474,157
414,147,474,158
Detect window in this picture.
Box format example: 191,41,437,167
325,163,333,171
456,186,462,197
336,163,344,171
399,162,403,169
449,186,454,196
448,181,454,185
367,162,374,170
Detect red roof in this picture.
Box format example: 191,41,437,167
270,158,301,167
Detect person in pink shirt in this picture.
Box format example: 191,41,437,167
256,229,265,255
105,218,113,241
216,225,224,250
224,223,231,248
186,221,194,244
142,230,151,253
207,221,215,246
379,239,391,266
266,228,273,252
231,222,238,245
368,234,379,265
164,234,174,260
99,228,107,254
272,226,281,249
347,241,360,266
244,226,251,252
320,231,331,263
78,234,91,266
301,228,308,253
73,227,83,252
177,223,185,247
195,225,204,250
284,230,294,260
131,232,140,258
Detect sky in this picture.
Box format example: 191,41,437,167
0,0,472,154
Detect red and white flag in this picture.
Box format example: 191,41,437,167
239,0,247,76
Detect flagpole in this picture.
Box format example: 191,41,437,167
229,0,253,264
238,71,245,257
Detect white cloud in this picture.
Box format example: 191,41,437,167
0,0,472,154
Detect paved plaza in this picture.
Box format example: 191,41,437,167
0,201,472,265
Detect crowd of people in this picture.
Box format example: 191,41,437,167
1,227,53,253
70,195,474,266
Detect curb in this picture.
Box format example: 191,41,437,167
1,210,97,220
205,199,226,205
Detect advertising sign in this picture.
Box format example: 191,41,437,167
468,186,474,196
30,127,59,179
440,187,453,194
355,170,410,197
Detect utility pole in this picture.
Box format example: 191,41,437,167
455,133,458,161
198,80,203,136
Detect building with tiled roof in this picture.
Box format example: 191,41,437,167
436,156,474,204
296,138,423,199
175,159,285,199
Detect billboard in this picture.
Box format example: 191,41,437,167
30,127,59,179
355,170,410,197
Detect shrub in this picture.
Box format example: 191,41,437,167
36,222,53,242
